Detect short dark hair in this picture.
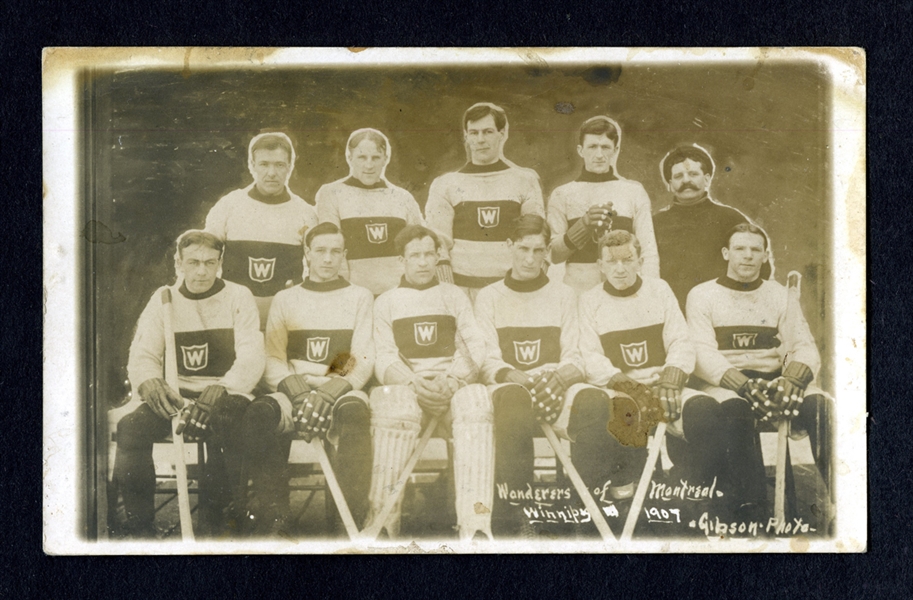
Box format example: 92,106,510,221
661,145,714,183
598,229,642,258
578,116,621,146
508,214,551,245
347,129,388,156
305,222,344,249
250,133,293,163
394,225,441,256
177,230,224,258
724,223,768,250
463,103,507,132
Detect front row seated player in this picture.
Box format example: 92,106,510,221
571,230,761,518
242,222,375,535
473,215,586,537
366,225,493,541
687,223,832,523
115,230,265,538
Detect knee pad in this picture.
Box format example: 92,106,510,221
681,394,720,442
333,393,370,424
369,385,422,431
210,394,251,438
451,383,492,425
242,397,282,440
490,383,531,405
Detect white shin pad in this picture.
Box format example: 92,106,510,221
365,386,421,538
451,384,495,541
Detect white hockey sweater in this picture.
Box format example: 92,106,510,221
425,161,545,288
204,184,318,298
316,177,424,296
127,279,265,396
548,170,660,292
686,276,820,385
579,276,695,387
474,271,584,384
265,277,375,392
373,278,487,384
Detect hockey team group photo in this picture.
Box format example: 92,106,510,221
84,60,837,547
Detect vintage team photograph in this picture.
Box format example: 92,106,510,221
43,48,866,553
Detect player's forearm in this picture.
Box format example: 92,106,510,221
584,353,621,387
382,360,417,386
550,237,574,264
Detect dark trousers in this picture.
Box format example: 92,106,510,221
113,396,249,532
242,395,373,528
492,385,539,531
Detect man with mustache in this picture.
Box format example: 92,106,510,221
653,144,773,308
205,132,318,329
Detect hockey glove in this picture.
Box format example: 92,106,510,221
651,366,688,422
299,377,353,442
771,362,814,420
435,263,454,285
413,375,451,417
138,378,185,420
176,384,225,438
739,378,780,422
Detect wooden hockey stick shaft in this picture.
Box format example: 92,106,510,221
774,421,789,524
162,287,194,542
540,422,617,543
775,271,802,526
311,439,360,540
362,414,442,541
621,421,667,541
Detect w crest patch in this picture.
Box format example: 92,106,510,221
477,206,500,228
414,322,438,346
619,341,649,368
248,257,276,283
513,340,541,366
306,337,330,362
181,343,209,372
365,222,388,243
731,333,759,349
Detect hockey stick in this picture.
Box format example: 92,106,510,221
162,287,194,542
774,271,803,526
361,413,443,541
621,421,668,541
540,422,617,543
310,438,360,540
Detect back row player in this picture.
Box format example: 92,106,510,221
203,104,774,331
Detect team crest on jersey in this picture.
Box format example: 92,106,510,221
306,337,331,362
248,257,276,283
181,344,209,372
477,206,500,228
619,341,649,368
732,333,758,349
513,340,541,366
365,222,388,244
414,322,438,346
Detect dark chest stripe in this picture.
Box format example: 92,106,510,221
599,323,666,370
714,325,780,351
173,328,235,378
452,200,522,242
287,329,354,366
566,216,634,263
222,240,304,297
392,314,457,360
339,216,407,260
496,326,561,370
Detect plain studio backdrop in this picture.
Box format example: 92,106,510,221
82,61,831,411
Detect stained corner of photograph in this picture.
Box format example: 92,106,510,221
42,47,865,555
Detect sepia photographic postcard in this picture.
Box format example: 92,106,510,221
43,47,866,554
